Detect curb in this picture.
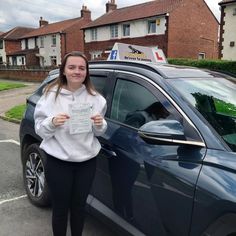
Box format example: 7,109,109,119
0,114,21,124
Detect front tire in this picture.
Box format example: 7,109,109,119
22,143,50,207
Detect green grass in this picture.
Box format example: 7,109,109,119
5,104,26,120
0,82,27,91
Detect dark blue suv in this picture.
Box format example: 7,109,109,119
20,61,236,236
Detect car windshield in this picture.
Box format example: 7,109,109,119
169,77,236,152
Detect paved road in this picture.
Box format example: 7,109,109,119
0,119,117,236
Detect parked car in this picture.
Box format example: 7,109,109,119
20,60,236,236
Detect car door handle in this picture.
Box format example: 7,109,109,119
101,144,117,157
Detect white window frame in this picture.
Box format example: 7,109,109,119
51,34,56,46
148,20,156,34
91,28,97,41
122,24,130,37
110,24,118,39
91,51,102,60
40,37,44,48
50,56,57,66
198,52,206,60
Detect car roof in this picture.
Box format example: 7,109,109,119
89,60,226,79
47,60,228,82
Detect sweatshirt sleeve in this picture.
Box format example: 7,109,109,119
92,96,107,136
34,94,57,140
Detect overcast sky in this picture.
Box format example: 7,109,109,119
0,0,221,32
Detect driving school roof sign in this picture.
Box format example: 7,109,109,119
108,43,167,64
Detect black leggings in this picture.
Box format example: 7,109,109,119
45,154,97,236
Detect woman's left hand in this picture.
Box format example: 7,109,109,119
91,114,104,127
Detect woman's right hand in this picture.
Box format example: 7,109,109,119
52,113,70,127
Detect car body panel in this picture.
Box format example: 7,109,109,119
191,150,236,236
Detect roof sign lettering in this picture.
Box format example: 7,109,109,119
108,43,167,64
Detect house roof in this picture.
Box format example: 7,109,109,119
0,27,35,40
7,48,38,56
21,17,84,38
83,0,183,29
219,0,236,5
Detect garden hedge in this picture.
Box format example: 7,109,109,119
168,58,236,77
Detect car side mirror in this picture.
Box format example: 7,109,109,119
138,120,186,145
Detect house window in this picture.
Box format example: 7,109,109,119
91,51,102,60
233,8,236,15
52,34,56,46
91,28,97,41
25,39,28,49
110,24,118,38
12,57,17,66
148,20,156,34
0,39,3,49
50,56,57,66
35,38,38,48
0,56,3,64
122,24,130,37
21,57,25,65
198,52,206,60
40,37,44,48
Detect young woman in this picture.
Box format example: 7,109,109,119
34,51,107,236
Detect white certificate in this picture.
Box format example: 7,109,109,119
68,103,92,134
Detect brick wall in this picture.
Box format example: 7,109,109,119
84,35,167,60
0,69,50,82
26,49,40,66
168,0,219,59
62,17,92,59
5,40,21,54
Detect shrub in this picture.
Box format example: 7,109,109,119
168,58,236,77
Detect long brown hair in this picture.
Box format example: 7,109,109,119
45,51,95,99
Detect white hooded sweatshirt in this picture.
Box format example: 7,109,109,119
34,84,107,162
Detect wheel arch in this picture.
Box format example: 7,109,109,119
20,134,41,162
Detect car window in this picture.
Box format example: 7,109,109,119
90,75,108,97
169,77,236,152
111,79,171,128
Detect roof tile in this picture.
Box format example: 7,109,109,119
0,27,35,40
22,17,83,38
83,0,183,29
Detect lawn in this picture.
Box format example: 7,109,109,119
5,104,26,121
0,81,27,91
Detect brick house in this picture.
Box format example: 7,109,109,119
7,5,91,67
82,0,219,60
0,27,35,66
219,0,236,60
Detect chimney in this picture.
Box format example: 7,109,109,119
39,17,49,27
106,0,117,13
81,5,91,20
